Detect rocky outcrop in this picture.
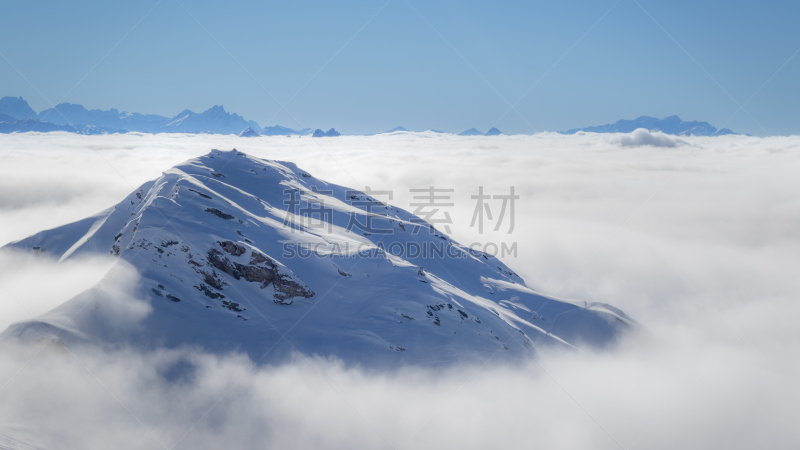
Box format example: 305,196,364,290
218,240,246,256
205,208,234,220
206,241,314,304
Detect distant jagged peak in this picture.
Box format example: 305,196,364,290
238,127,259,137
0,96,37,120
248,120,262,132
383,126,409,133
312,128,340,137
0,96,261,135
200,104,231,118
183,105,244,120
456,127,502,136
458,127,483,136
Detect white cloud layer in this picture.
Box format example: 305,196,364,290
603,128,686,147
0,131,798,449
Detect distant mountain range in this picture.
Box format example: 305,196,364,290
0,96,316,137
0,96,37,119
458,127,503,136
0,96,261,135
376,126,503,136
370,126,443,135
260,125,312,136
0,118,122,135
562,115,738,136
0,96,740,137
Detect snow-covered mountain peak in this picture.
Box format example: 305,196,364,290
3,149,637,367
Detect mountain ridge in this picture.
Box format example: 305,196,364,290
0,96,331,137
1,150,636,368
0,96,295,136
2,96,738,137
562,115,738,136
0,96,37,119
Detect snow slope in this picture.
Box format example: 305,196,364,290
2,150,636,367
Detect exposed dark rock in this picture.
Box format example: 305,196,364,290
207,249,241,277
249,251,267,265
205,208,234,220
187,188,212,199
166,294,181,302
338,268,352,277
206,247,314,304
217,240,246,256
199,270,224,290
194,284,225,299
238,264,275,287
221,300,244,312
272,280,313,304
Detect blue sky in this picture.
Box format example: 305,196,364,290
1,0,798,135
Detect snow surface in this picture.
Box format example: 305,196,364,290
2,150,634,367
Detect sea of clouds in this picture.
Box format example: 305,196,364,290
0,130,798,449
